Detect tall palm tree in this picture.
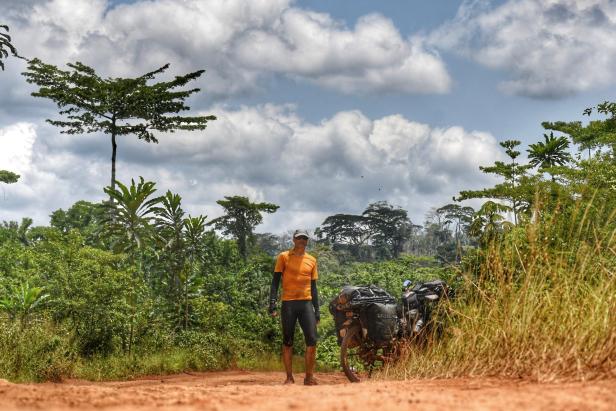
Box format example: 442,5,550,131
527,132,572,182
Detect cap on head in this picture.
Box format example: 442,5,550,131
293,229,309,239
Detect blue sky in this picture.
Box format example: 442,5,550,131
2,0,616,233
104,0,616,138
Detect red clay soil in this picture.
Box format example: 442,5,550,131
0,371,614,411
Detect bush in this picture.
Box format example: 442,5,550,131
0,319,75,382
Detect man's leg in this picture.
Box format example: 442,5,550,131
304,345,317,384
298,301,318,385
281,301,297,384
282,345,294,384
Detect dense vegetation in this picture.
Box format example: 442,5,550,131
0,189,456,381
386,104,616,381
1,23,614,382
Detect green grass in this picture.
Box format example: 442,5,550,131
73,348,228,381
67,350,335,381
0,320,336,382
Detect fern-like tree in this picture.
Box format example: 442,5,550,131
103,177,163,354
103,177,163,260
208,196,279,261
153,191,186,290
527,132,571,182
181,215,208,329
184,215,208,260
23,60,216,192
152,190,192,326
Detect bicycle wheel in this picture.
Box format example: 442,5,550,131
340,325,361,383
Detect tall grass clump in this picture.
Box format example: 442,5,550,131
390,196,616,381
0,319,75,382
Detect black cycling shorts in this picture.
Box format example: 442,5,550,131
281,300,317,347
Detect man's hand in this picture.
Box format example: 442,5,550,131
315,312,320,325
268,300,278,317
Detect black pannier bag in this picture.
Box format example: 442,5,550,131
401,291,420,311
330,284,396,312
417,279,448,299
402,279,448,310
363,303,399,345
329,285,397,345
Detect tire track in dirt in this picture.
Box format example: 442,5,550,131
0,371,614,411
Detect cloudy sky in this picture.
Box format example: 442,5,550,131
2,0,616,233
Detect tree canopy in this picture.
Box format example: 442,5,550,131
0,170,20,184
208,196,279,261
456,140,534,224
22,59,216,190
543,101,616,157
527,132,571,181
316,201,414,260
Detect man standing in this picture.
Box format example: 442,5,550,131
269,229,320,385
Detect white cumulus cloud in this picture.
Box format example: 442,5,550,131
0,122,79,221
429,0,616,98
3,0,451,99
1,107,503,232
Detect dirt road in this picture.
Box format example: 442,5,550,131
0,371,614,411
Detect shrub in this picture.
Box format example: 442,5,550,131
0,319,75,382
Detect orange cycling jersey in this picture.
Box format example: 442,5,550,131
274,250,318,301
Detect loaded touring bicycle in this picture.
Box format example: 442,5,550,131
329,279,449,382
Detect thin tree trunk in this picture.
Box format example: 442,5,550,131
512,165,518,225
108,121,118,226
111,120,117,192
128,314,134,355
128,252,138,356
184,275,189,329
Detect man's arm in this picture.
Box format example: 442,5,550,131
269,272,282,315
311,280,320,322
